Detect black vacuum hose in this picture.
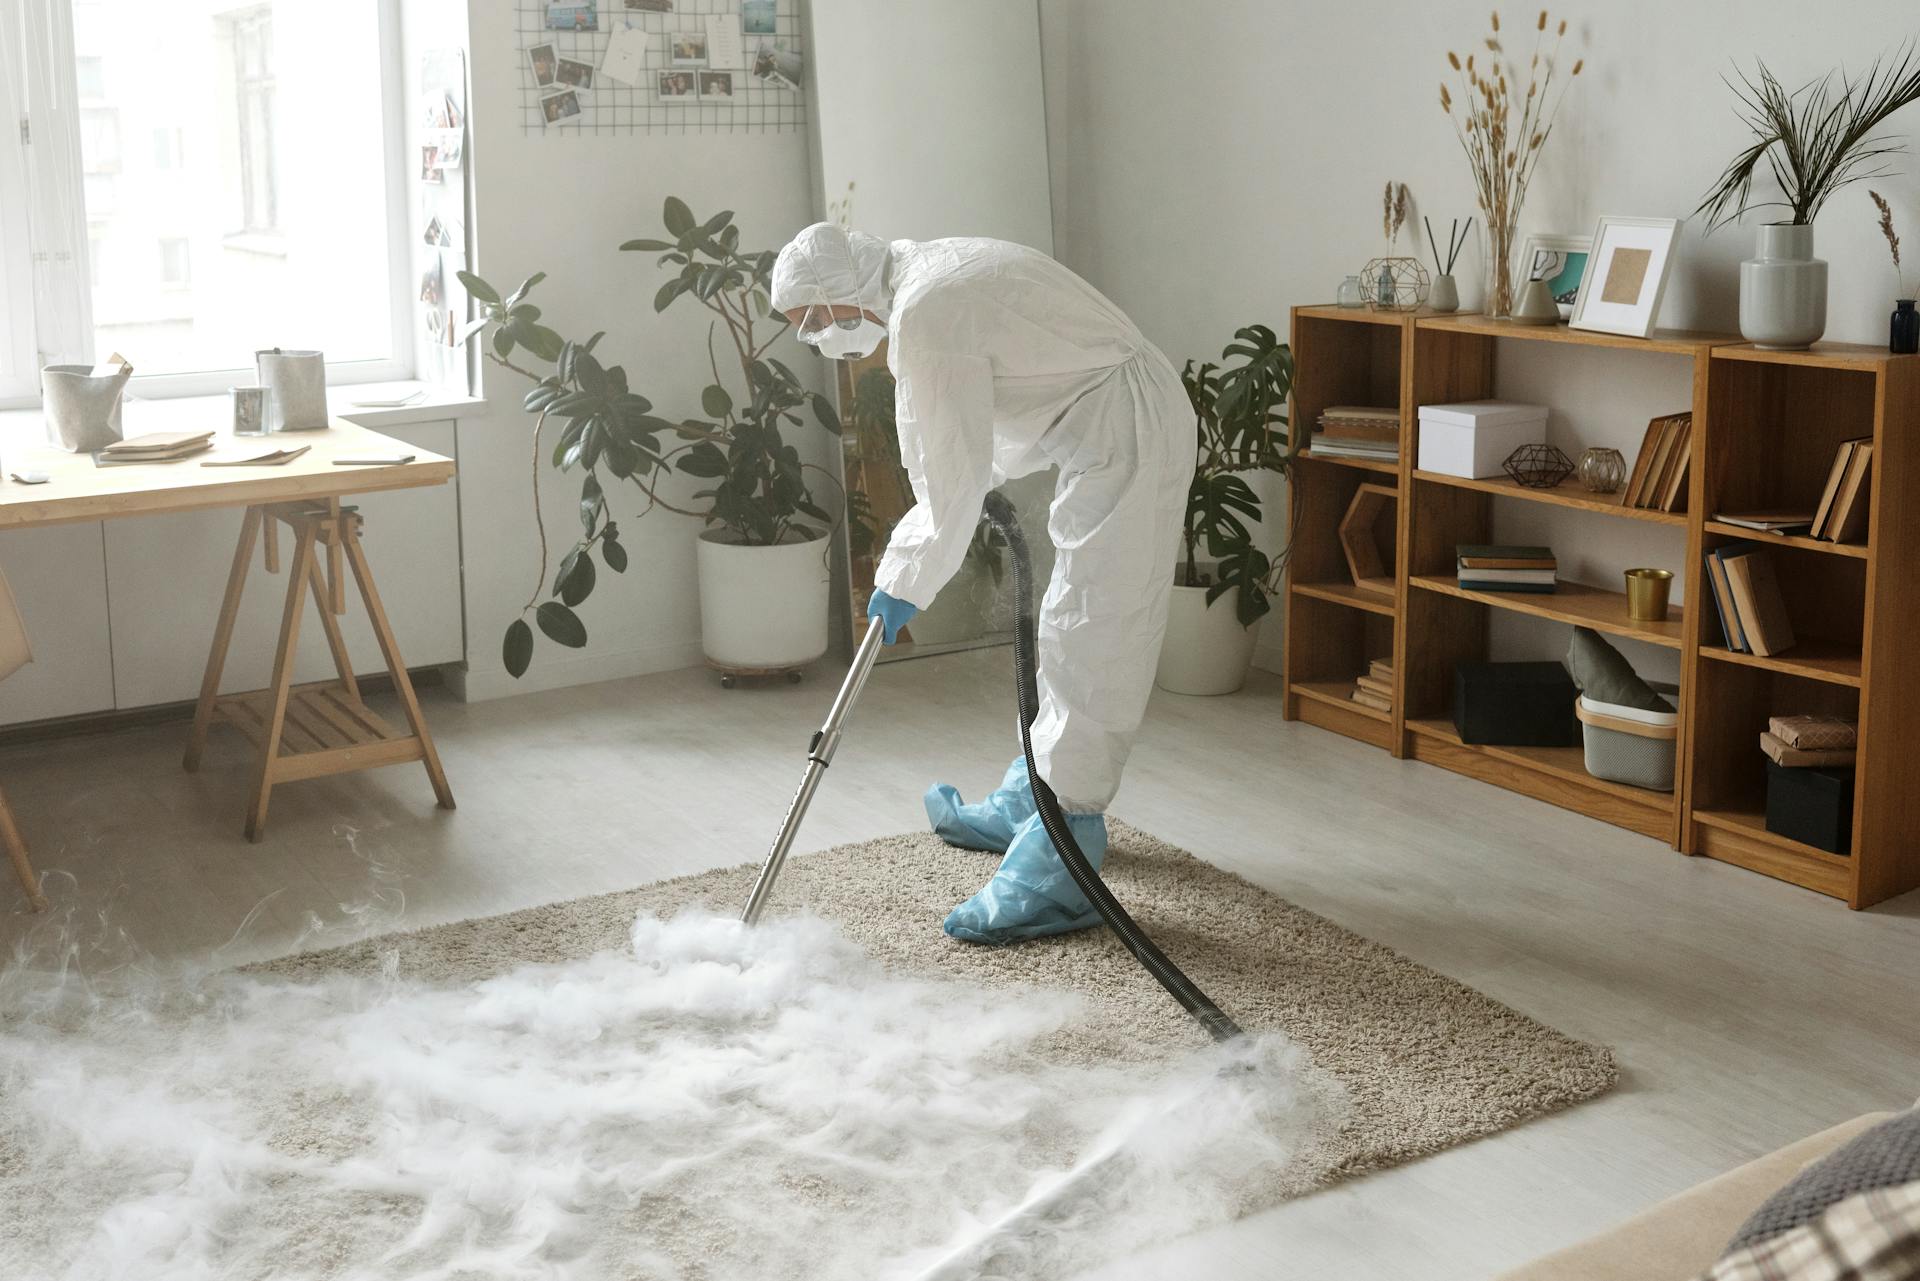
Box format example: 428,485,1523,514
979,490,1242,1043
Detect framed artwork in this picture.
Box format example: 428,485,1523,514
1570,216,1681,339
1519,232,1592,320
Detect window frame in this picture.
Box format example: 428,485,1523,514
0,0,415,407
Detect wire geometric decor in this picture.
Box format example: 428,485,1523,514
1360,256,1431,312
1503,443,1576,489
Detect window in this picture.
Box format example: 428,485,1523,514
151,127,183,170
230,8,276,235
157,237,189,288
1,0,410,400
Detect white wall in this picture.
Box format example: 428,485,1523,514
451,1,825,700
1039,0,1920,673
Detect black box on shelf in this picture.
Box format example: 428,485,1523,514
1765,759,1855,855
1453,661,1579,747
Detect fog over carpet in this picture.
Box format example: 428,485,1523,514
0,823,1615,1279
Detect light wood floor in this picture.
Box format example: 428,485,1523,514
3,651,1915,1279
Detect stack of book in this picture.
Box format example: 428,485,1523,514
1761,714,1856,768
1457,544,1556,594
1349,658,1394,714
93,430,215,466
1621,412,1692,512
1312,406,1399,463
1808,437,1874,544
1704,544,1797,656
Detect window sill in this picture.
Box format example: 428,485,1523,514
221,231,288,258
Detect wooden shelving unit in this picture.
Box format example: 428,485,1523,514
1282,309,1920,908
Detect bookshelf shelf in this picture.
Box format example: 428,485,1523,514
1298,450,1399,475
1293,679,1390,722
1286,304,1920,908
1291,580,1397,617
1700,521,1870,558
1413,469,1690,525
1410,574,1687,649
1698,641,1863,687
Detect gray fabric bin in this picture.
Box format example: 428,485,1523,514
1577,696,1677,792
41,363,132,452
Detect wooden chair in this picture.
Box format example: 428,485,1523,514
0,567,46,910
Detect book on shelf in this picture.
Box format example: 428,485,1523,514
1319,406,1398,431
1705,545,1750,652
1310,437,1399,461
1810,437,1871,540
1355,674,1394,699
1368,658,1394,683
1825,441,1874,543
1349,687,1393,713
1720,547,1797,657
1714,510,1816,534
1759,732,1856,769
1456,543,1555,592
1622,412,1692,511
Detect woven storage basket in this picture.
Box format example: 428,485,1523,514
1576,695,1678,792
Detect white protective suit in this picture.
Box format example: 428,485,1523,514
772,223,1194,811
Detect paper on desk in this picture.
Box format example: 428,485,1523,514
705,14,743,68
201,445,312,467
601,25,648,85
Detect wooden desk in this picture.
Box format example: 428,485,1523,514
1,420,457,909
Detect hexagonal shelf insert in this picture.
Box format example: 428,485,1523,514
1338,482,1398,597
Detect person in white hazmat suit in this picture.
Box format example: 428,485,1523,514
770,222,1194,945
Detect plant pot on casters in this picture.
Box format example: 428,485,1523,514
696,529,830,686
1155,323,1297,697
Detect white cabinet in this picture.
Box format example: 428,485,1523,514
0,523,116,723
103,420,464,708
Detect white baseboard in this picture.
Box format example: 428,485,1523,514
447,637,707,702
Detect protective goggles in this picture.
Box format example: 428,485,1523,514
795,303,867,347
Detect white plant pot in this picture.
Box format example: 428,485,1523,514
1155,580,1261,696
1740,223,1828,350
695,529,830,670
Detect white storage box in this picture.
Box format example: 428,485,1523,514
1418,400,1548,479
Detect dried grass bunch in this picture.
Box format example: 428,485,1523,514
1382,181,1411,247
1870,190,1913,297
1438,9,1585,315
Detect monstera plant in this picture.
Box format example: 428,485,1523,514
460,197,841,678
1178,324,1298,625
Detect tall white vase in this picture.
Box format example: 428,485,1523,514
1740,223,1827,350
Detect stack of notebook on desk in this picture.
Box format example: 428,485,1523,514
93,431,215,465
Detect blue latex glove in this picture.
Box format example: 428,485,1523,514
944,810,1110,945
867,588,918,645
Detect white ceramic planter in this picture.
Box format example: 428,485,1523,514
1740,223,1828,350
1154,580,1261,696
695,530,830,671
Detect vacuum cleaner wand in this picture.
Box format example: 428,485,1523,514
740,616,888,925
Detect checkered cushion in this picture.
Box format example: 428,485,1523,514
1730,1109,1920,1252
1700,1180,1920,1281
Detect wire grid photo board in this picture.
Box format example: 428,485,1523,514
517,0,806,135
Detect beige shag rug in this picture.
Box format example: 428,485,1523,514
266,820,1617,1185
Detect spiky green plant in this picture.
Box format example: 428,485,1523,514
1698,46,1920,229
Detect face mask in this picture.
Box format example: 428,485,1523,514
810,315,886,361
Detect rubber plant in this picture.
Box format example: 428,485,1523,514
1178,324,1298,626
458,197,841,677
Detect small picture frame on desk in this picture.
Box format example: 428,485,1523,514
1570,216,1680,339
1518,232,1592,320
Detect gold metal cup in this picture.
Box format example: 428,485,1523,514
1625,568,1674,622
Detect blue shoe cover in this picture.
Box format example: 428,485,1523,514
925,757,1036,854
943,810,1109,945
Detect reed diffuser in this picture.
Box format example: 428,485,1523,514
1438,10,1585,318
1424,215,1473,313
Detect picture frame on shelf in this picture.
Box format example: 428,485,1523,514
1570,216,1681,339
1519,232,1591,319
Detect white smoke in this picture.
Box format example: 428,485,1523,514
0,910,1336,1280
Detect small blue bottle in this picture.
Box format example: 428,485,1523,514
1892,299,1918,355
